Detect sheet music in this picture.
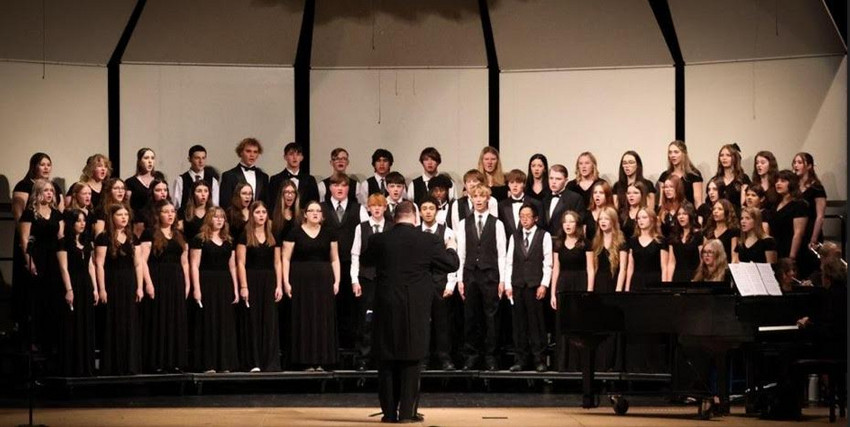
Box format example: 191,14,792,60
729,263,769,296
756,263,783,296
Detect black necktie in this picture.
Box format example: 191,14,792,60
194,174,201,182
380,179,387,195
511,198,523,204
551,193,560,199
241,165,256,172
477,215,484,238
373,224,380,234
523,231,530,254
336,203,345,222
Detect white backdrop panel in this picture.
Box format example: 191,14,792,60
0,62,108,196
120,65,295,182
500,67,675,182
686,56,846,199
310,69,488,183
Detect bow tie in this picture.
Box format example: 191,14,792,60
241,165,256,172
511,199,524,204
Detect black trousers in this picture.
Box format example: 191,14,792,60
378,360,421,420
463,273,500,360
355,278,376,362
427,285,452,363
512,285,546,364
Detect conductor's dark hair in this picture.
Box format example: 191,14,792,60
394,200,417,220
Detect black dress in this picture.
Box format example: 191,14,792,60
718,175,751,210
584,211,598,242
658,170,703,206
628,237,666,292
671,233,704,282
19,208,63,354
566,180,594,207
527,184,550,202
125,176,154,219
11,179,34,329
799,184,827,277
178,207,205,242
490,184,508,202
191,236,238,372
236,233,281,372
554,239,591,372
95,232,141,375
594,243,626,293
659,210,677,240
735,237,777,264
768,200,807,259
620,214,636,240
706,228,737,262
285,226,338,366
57,237,96,376
696,202,713,227
140,229,188,372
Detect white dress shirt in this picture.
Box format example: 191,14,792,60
356,173,387,205
421,222,458,292
455,212,506,285
350,217,386,284
286,168,300,188
172,170,220,209
504,226,553,291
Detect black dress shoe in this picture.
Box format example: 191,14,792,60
441,360,456,371
356,360,368,372
380,415,397,423
485,357,498,371
535,363,547,373
509,363,523,372
462,357,477,371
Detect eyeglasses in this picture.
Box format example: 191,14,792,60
283,190,297,195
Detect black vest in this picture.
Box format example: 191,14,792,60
321,200,361,263
450,196,471,229
322,176,358,203
180,167,218,208
463,214,499,276
366,176,388,198
357,220,391,281
424,224,448,287
412,177,428,205
510,228,546,288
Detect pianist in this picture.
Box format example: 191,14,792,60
692,239,731,284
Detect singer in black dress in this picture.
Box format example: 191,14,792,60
139,200,189,372
94,205,142,375
283,201,341,369
551,211,593,372
190,207,239,373
669,204,704,282
590,207,627,371
56,210,96,376
19,179,64,356
236,201,283,372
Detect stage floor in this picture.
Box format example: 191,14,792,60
0,406,836,426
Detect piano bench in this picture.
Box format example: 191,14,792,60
792,359,846,423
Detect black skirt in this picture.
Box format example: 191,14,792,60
290,261,338,365
237,268,281,371
194,270,238,372
59,269,96,376
102,268,141,375
144,261,188,372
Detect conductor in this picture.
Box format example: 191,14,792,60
362,200,460,423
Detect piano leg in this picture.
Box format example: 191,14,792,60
576,336,601,409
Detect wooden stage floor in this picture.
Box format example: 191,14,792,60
0,406,837,426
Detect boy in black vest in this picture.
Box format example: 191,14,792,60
321,172,362,350
456,185,506,371
448,169,497,230
504,203,552,372
419,196,457,371
318,148,358,203
268,142,320,211
408,147,455,205
427,174,453,225
172,144,220,209
356,149,394,205
350,193,391,371
498,169,543,237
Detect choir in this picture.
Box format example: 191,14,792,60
9,139,832,376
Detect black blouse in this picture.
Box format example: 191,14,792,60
768,200,807,258
236,232,278,270
284,226,338,263
557,238,591,272
190,236,233,271
735,237,777,263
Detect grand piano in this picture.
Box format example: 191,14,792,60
559,285,821,418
